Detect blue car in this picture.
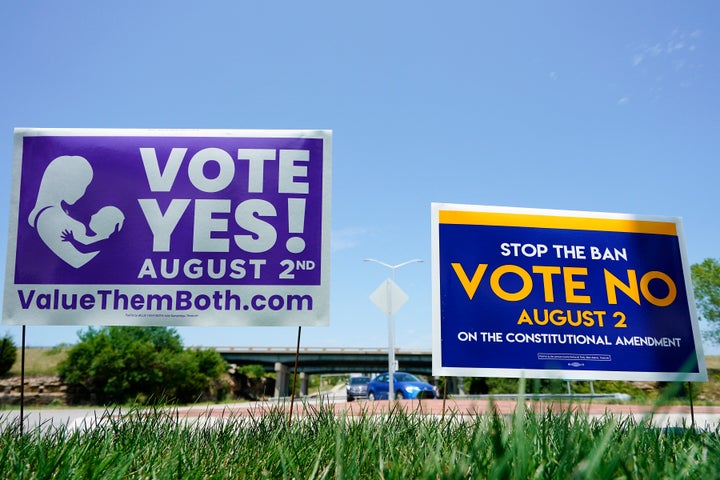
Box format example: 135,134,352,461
367,372,438,400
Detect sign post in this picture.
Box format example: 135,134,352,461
370,278,408,400
431,203,707,383
4,129,331,430
367,258,422,401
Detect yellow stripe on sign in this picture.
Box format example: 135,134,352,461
438,211,677,236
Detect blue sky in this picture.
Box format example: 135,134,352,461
1,2,718,355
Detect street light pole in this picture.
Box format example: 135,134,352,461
364,258,423,400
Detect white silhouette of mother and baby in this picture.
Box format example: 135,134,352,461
28,155,125,268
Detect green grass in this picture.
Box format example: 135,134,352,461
8,346,69,377
1,402,719,479
707,355,720,370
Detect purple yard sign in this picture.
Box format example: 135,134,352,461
3,128,332,326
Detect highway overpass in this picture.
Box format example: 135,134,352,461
214,346,434,398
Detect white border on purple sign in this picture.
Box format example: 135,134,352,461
3,128,332,327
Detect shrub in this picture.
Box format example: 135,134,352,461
59,326,228,405
231,364,270,400
0,335,17,376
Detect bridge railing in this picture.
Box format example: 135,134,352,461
204,346,431,355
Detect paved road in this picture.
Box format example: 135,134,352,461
3,394,720,432
0,388,348,432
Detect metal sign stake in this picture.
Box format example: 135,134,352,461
20,325,26,436
288,326,302,427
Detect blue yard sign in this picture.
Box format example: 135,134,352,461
431,203,707,382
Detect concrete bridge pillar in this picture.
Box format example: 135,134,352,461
444,376,466,396
299,372,308,396
274,362,289,398
458,377,466,395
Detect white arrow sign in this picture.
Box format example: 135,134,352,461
369,278,409,316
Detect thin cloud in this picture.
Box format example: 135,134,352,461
632,29,702,67
331,226,369,252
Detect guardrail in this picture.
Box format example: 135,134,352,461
451,393,632,402
199,346,432,355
